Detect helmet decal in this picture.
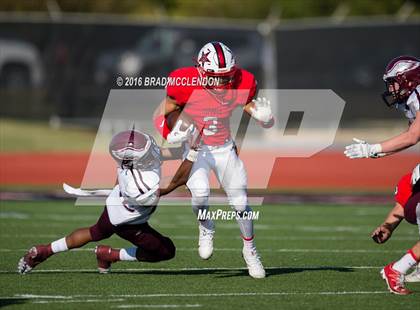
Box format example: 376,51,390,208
198,49,211,67
212,42,226,69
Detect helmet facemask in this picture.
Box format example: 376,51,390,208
196,65,237,95
195,42,237,96
382,56,420,108
134,138,161,170
109,131,161,170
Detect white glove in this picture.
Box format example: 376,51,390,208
167,120,195,144
250,97,273,124
344,138,384,159
411,164,420,186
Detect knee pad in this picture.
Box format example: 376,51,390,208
191,195,209,208
228,192,248,212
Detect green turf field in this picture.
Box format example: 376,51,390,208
0,201,419,309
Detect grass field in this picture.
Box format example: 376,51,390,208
0,200,419,309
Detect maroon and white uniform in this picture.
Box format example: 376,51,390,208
395,85,420,124
106,167,160,225
89,131,175,263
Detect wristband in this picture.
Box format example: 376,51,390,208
186,149,199,162
369,144,384,158
260,117,275,129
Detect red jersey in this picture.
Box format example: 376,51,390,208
394,173,412,207
166,67,257,146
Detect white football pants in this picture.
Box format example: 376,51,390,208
186,141,248,212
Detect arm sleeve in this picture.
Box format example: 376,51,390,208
166,70,189,106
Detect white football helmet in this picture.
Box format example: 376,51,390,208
196,42,236,89
109,129,161,169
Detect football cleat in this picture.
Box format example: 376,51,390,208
405,263,420,283
242,246,266,279
95,245,120,274
380,262,411,295
17,245,51,274
198,221,215,260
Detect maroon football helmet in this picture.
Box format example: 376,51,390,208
382,55,420,107
109,129,161,169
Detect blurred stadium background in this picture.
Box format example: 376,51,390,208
0,0,419,196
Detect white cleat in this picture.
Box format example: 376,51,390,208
17,256,32,274
198,221,215,260
242,246,266,279
405,263,420,283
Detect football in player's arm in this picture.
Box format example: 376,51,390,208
152,42,272,279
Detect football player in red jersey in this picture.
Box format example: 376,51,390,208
371,164,420,294
154,42,274,279
17,130,199,274
344,55,420,294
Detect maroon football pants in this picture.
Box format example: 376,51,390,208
89,208,175,262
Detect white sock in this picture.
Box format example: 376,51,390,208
393,252,418,274
199,219,215,231
51,237,68,253
119,247,138,261
242,236,255,250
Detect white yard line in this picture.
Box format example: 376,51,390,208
115,305,201,309
33,299,125,304
1,291,389,301
0,247,407,254
1,234,416,241
0,265,383,274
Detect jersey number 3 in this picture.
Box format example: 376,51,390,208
203,116,218,136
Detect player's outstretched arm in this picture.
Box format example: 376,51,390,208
379,113,420,154
159,148,198,196
344,113,420,159
371,202,405,244
160,146,185,160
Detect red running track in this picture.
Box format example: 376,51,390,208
0,151,418,192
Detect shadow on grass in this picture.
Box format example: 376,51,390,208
0,298,28,308
1,266,354,278
96,266,354,278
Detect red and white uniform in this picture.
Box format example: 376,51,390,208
163,66,256,210
394,172,420,231
395,173,413,207
166,67,256,146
